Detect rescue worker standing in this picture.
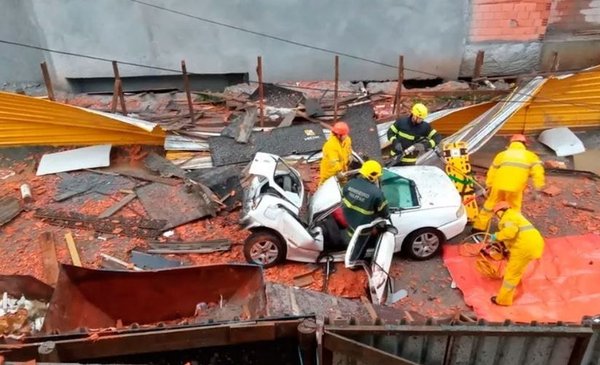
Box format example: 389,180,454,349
472,134,545,232
488,202,544,306
341,160,389,238
387,103,441,165
319,121,352,185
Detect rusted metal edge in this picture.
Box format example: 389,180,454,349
2,318,305,362
325,324,594,337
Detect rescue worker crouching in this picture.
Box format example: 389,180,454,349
472,134,545,233
319,121,352,185
488,201,544,306
387,103,441,165
341,160,389,262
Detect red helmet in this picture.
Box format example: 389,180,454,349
493,201,511,214
510,134,527,144
332,122,349,136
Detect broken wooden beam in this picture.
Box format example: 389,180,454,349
40,62,55,101
64,231,82,267
39,232,59,286
100,253,143,271
98,192,137,219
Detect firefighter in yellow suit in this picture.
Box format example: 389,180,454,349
319,121,352,185
489,201,544,306
472,134,545,232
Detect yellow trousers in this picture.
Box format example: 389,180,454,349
496,248,537,305
472,188,523,231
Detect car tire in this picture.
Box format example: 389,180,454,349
404,228,444,260
243,230,287,268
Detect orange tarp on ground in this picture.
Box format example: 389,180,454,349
443,234,600,323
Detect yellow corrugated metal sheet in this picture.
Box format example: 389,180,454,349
506,67,600,133
427,101,498,135
0,92,164,146
431,67,600,135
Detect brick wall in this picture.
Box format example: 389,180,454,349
547,0,600,37
470,0,552,42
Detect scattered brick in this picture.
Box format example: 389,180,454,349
542,185,562,197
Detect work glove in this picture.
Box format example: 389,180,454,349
336,172,347,184
393,141,404,154
420,140,432,151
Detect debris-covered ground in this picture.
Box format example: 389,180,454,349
0,129,598,321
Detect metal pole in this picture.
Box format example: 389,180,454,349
393,55,404,118
333,55,339,122
40,62,55,101
181,60,195,121
257,56,265,127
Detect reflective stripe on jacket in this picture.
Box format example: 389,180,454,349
342,176,389,235
486,142,545,192
386,116,441,151
319,135,352,184
495,209,544,258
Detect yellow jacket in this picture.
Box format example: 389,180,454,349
496,209,544,258
486,142,545,193
319,135,352,184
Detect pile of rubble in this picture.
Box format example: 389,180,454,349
0,292,47,336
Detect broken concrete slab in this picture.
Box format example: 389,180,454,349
249,83,304,108
186,165,243,210
0,196,22,227
303,98,324,117
36,145,112,176
538,127,586,157
34,208,166,238
136,182,216,230
144,152,187,179
343,104,383,163
221,107,257,144
209,124,325,166
55,171,135,202
574,150,600,177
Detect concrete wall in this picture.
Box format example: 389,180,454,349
0,0,45,87
12,0,468,89
1,0,599,90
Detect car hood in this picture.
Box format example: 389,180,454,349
386,166,461,209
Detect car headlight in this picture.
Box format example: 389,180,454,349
456,205,465,218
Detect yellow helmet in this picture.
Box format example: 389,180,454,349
359,160,383,182
411,103,428,119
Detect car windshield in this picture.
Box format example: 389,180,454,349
381,169,419,209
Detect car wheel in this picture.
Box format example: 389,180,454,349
404,228,444,260
243,230,286,268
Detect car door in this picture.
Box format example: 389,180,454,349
344,220,395,305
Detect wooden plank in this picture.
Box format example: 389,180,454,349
360,296,379,323
322,331,419,365
40,62,55,101
147,240,231,254
98,192,137,219
108,167,180,186
39,232,59,286
64,232,82,267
